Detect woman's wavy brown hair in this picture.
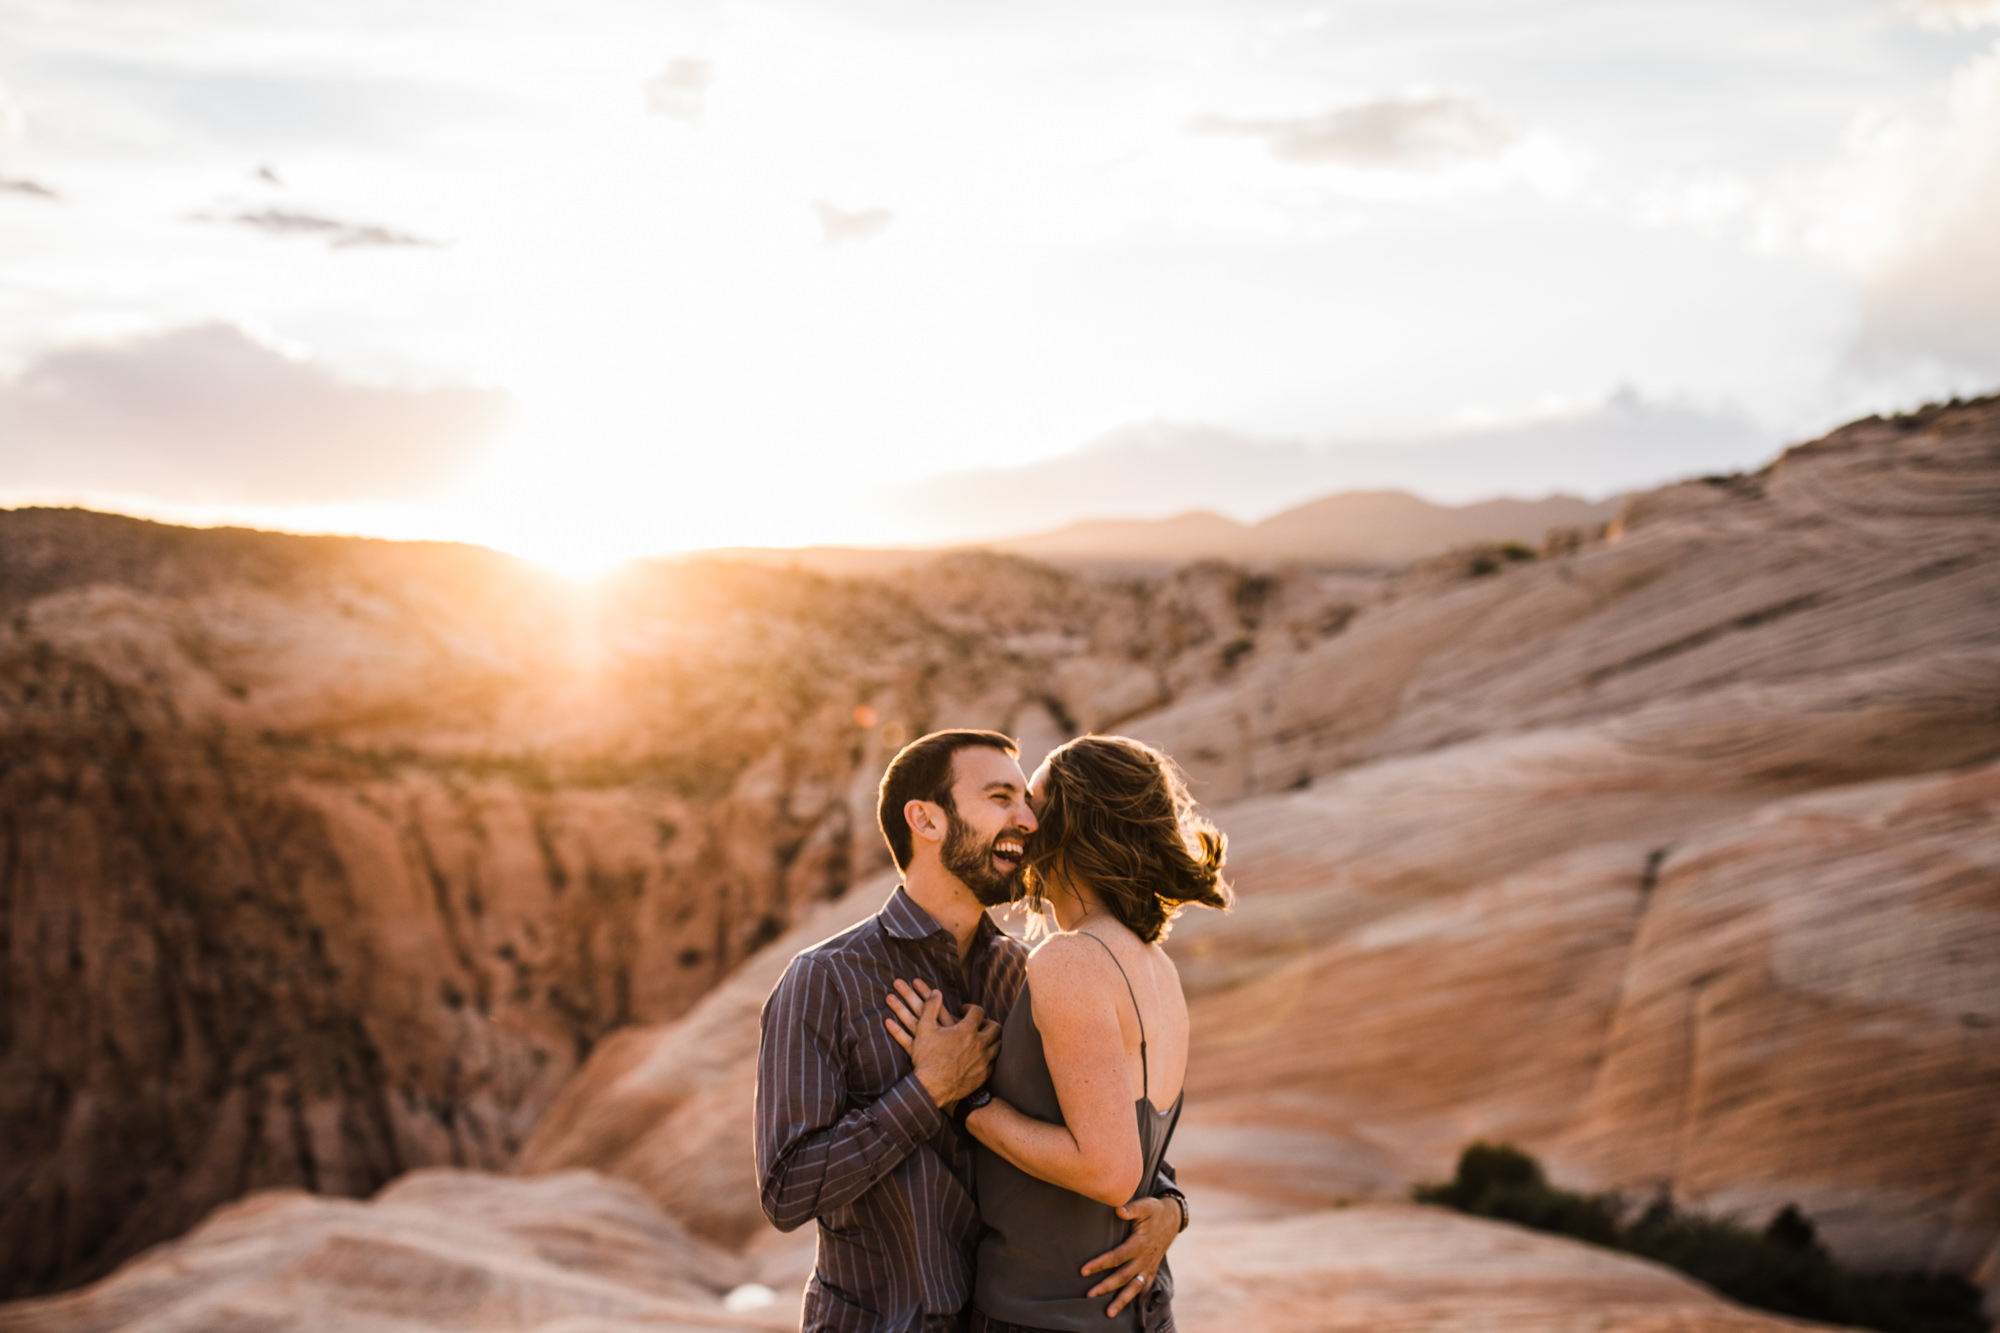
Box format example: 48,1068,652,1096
1022,735,1231,942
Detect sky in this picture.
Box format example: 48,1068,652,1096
2,0,1997,572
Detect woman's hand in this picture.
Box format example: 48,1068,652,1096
882,978,1000,1108
882,977,941,1051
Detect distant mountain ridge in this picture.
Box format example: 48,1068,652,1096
990,489,1623,567
701,487,1624,575
877,393,1776,544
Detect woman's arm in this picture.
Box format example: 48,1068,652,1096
893,938,1143,1206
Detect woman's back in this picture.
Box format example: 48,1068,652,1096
975,928,1183,1332
959,733,1230,1333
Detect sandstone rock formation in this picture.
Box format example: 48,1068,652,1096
0,1170,1846,1333
0,510,1352,1297
4,395,1997,1325
521,397,2000,1308
1169,1203,1843,1332
516,876,886,1249
0,1170,793,1333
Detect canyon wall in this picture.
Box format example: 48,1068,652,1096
0,510,1354,1297
524,398,2000,1298
4,395,1997,1321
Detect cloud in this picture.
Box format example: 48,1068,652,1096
1831,41,2000,378
645,59,712,124
881,391,1777,543
1193,92,1519,171
0,323,510,505
203,207,440,249
1,177,57,199
813,199,893,247
1904,0,2000,28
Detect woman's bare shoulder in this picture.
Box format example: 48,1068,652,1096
1025,932,1120,1001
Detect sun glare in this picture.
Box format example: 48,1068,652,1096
498,521,645,582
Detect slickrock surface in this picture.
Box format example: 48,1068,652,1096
4,397,1998,1324
1170,1203,1838,1332
1176,758,2000,1276
0,1170,792,1333
523,399,2000,1310
1133,403,2000,801
0,1177,1841,1333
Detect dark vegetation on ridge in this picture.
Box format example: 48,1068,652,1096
1416,1144,1991,1333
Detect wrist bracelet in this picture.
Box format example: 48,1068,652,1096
1161,1189,1189,1233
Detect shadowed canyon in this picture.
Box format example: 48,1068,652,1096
2,397,1998,1331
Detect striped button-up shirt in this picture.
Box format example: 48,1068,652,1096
757,886,1029,1333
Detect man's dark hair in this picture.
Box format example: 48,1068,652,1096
877,730,1018,871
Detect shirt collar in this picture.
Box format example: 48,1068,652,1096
881,884,945,940
881,884,1003,952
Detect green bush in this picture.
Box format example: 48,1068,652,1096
1415,1143,1989,1333
1412,1142,1621,1246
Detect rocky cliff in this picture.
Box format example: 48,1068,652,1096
0,510,1354,1297
522,397,2000,1306
3,396,1997,1326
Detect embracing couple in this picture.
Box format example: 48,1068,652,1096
754,729,1232,1333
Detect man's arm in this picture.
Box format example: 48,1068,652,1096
755,954,943,1232
1076,1156,1185,1315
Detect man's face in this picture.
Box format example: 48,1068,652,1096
938,746,1037,906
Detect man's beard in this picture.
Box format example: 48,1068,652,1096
941,803,1023,907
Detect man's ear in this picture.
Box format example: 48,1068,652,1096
906,799,945,847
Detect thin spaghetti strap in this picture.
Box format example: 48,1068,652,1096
1077,931,1148,1101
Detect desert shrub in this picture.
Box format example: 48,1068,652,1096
1463,541,1539,578
1415,1144,1989,1333
1412,1142,1620,1246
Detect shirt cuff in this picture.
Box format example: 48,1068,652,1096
873,1071,946,1151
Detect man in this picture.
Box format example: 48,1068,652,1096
756,729,1186,1333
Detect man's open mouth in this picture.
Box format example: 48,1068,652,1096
992,837,1025,868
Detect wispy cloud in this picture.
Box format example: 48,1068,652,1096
201,207,441,249
1193,92,1519,171
645,59,712,124
813,199,892,247
0,323,510,506
1,177,57,199
1903,0,2000,28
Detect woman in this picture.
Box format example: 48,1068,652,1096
887,734,1231,1333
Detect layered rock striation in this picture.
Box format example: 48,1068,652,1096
524,398,2000,1306
5,396,1998,1323
0,510,1354,1297
0,1170,790,1333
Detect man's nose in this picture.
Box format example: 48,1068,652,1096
1014,801,1038,833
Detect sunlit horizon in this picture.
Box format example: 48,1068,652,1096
5,0,1998,559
